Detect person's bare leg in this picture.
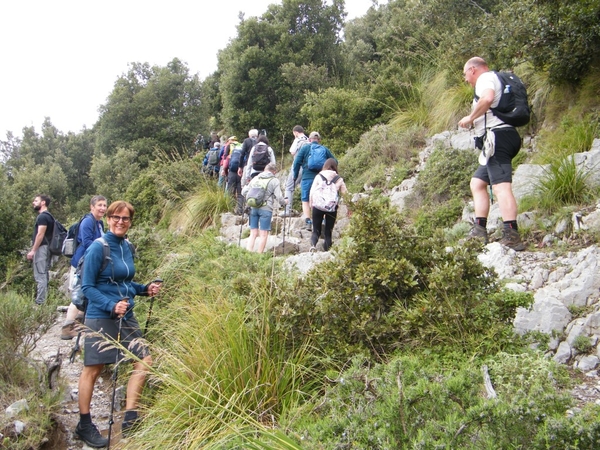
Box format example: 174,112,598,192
256,230,269,253
492,182,517,221
246,229,258,251
78,364,104,414
125,356,152,410
302,201,312,221
470,177,490,218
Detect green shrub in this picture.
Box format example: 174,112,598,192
288,352,576,449
534,156,596,213
573,335,593,354
272,196,512,361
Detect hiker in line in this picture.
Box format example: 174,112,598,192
26,194,55,305
280,125,308,217
203,141,221,177
61,195,107,340
292,131,336,231
75,201,162,448
458,56,525,251
225,143,245,215
309,158,348,252
242,135,276,184
218,136,237,189
241,163,287,253
237,128,259,179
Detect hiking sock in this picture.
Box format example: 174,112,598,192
79,412,92,425
504,220,518,231
475,217,487,228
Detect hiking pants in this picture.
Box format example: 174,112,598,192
311,207,337,251
33,244,52,305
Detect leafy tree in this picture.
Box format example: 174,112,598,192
95,59,206,167
89,147,139,202
217,0,346,139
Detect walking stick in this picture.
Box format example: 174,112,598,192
144,279,163,336
107,314,124,449
238,197,246,247
69,308,86,363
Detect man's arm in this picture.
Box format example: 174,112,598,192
458,88,494,128
27,225,47,260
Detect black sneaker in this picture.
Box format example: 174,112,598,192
121,418,142,437
75,421,109,448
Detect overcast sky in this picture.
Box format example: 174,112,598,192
0,0,382,139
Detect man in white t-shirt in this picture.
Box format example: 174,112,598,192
458,56,525,251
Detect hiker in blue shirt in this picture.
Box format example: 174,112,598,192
292,131,336,231
61,195,107,340
75,200,162,448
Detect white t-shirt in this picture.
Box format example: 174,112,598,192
289,135,308,156
472,71,504,134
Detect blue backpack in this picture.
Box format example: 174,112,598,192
307,143,328,171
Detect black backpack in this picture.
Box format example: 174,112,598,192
251,143,270,171
476,71,531,127
43,212,68,256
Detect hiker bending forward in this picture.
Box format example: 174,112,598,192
242,163,287,253
75,200,162,448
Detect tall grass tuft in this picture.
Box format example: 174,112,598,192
128,236,317,449
535,155,595,213
168,180,233,236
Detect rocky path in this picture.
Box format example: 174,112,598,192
32,308,128,449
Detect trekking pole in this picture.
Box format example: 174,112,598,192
107,314,124,449
238,197,246,247
282,205,286,255
144,278,163,336
69,307,86,363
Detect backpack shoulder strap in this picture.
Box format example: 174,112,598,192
97,237,111,273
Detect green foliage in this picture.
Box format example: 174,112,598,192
573,335,593,354
131,234,317,449
0,291,62,450
288,351,578,449
95,59,206,167
301,87,382,154
339,124,423,193
168,181,233,236
217,0,345,140
536,114,600,164
89,147,139,202
534,156,596,213
272,196,509,361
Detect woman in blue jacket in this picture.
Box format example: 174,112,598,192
75,200,162,448
61,195,107,340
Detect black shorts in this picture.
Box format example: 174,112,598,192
473,127,521,185
83,316,149,366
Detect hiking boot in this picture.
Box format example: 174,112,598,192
499,228,526,251
304,219,312,231
121,410,141,437
467,223,489,244
61,323,78,340
75,421,108,448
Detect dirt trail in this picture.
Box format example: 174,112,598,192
33,308,129,449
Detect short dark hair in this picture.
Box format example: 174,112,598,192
107,201,135,221
37,194,51,207
293,125,305,134
257,135,269,145
323,158,338,173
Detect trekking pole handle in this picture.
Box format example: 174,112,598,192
149,278,163,296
